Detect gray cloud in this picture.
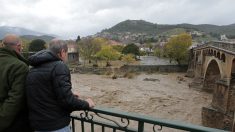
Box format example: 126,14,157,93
0,0,234,39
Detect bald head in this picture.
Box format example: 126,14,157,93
2,34,22,54
3,34,21,46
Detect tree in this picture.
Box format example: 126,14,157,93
20,38,31,58
147,43,153,51
76,35,81,42
21,38,31,52
90,38,108,65
112,45,124,53
164,33,192,65
96,45,121,67
122,54,135,65
154,48,163,57
28,39,46,52
146,42,153,56
122,44,140,59
78,38,102,66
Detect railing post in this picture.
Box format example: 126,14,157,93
233,112,235,132
138,121,144,132
91,122,94,132
102,125,105,132
71,118,75,132
81,120,85,132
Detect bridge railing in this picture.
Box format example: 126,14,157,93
194,41,235,53
70,107,228,132
210,41,235,52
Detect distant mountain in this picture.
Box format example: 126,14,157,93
96,20,235,43
0,26,56,40
21,35,55,42
102,20,235,35
176,23,235,35
103,20,158,34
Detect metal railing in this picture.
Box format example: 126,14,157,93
70,107,228,132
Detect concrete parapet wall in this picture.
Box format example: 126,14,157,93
73,65,188,74
120,65,188,73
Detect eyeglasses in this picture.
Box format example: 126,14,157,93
3,42,21,46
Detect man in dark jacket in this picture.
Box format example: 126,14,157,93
0,34,31,132
26,40,95,132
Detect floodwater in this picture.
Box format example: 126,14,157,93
71,73,212,131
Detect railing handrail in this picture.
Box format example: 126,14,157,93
71,106,229,132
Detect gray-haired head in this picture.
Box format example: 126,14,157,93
49,39,68,55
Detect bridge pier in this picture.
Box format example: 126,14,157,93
188,41,235,131
202,80,235,131
202,106,233,130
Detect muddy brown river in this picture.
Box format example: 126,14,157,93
71,73,212,131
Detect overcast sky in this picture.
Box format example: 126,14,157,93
0,0,235,39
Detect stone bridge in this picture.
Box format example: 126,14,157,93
187,41,235,131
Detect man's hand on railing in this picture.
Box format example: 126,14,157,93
85,98,95,108
73,91,80,98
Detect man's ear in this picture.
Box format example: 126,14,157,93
57,51,62,58
61,49,65,53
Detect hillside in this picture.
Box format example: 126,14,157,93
0,26,56,40
96,20,235,43
176,23,235,36
103,20,158,34
21,35,55,42
102,20,235,35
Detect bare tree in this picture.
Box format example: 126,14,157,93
78,38,101,66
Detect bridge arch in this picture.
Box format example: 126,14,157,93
231,59,235,79
213,50,216,56
210,49,213,54
221,53,226,62
203,59,222,92
217,52,220,59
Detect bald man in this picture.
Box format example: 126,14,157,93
0,34,31,132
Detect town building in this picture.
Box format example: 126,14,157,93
66,40,79,63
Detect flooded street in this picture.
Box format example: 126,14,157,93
71,73,212,126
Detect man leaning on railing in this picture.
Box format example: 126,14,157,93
26,39,95,132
